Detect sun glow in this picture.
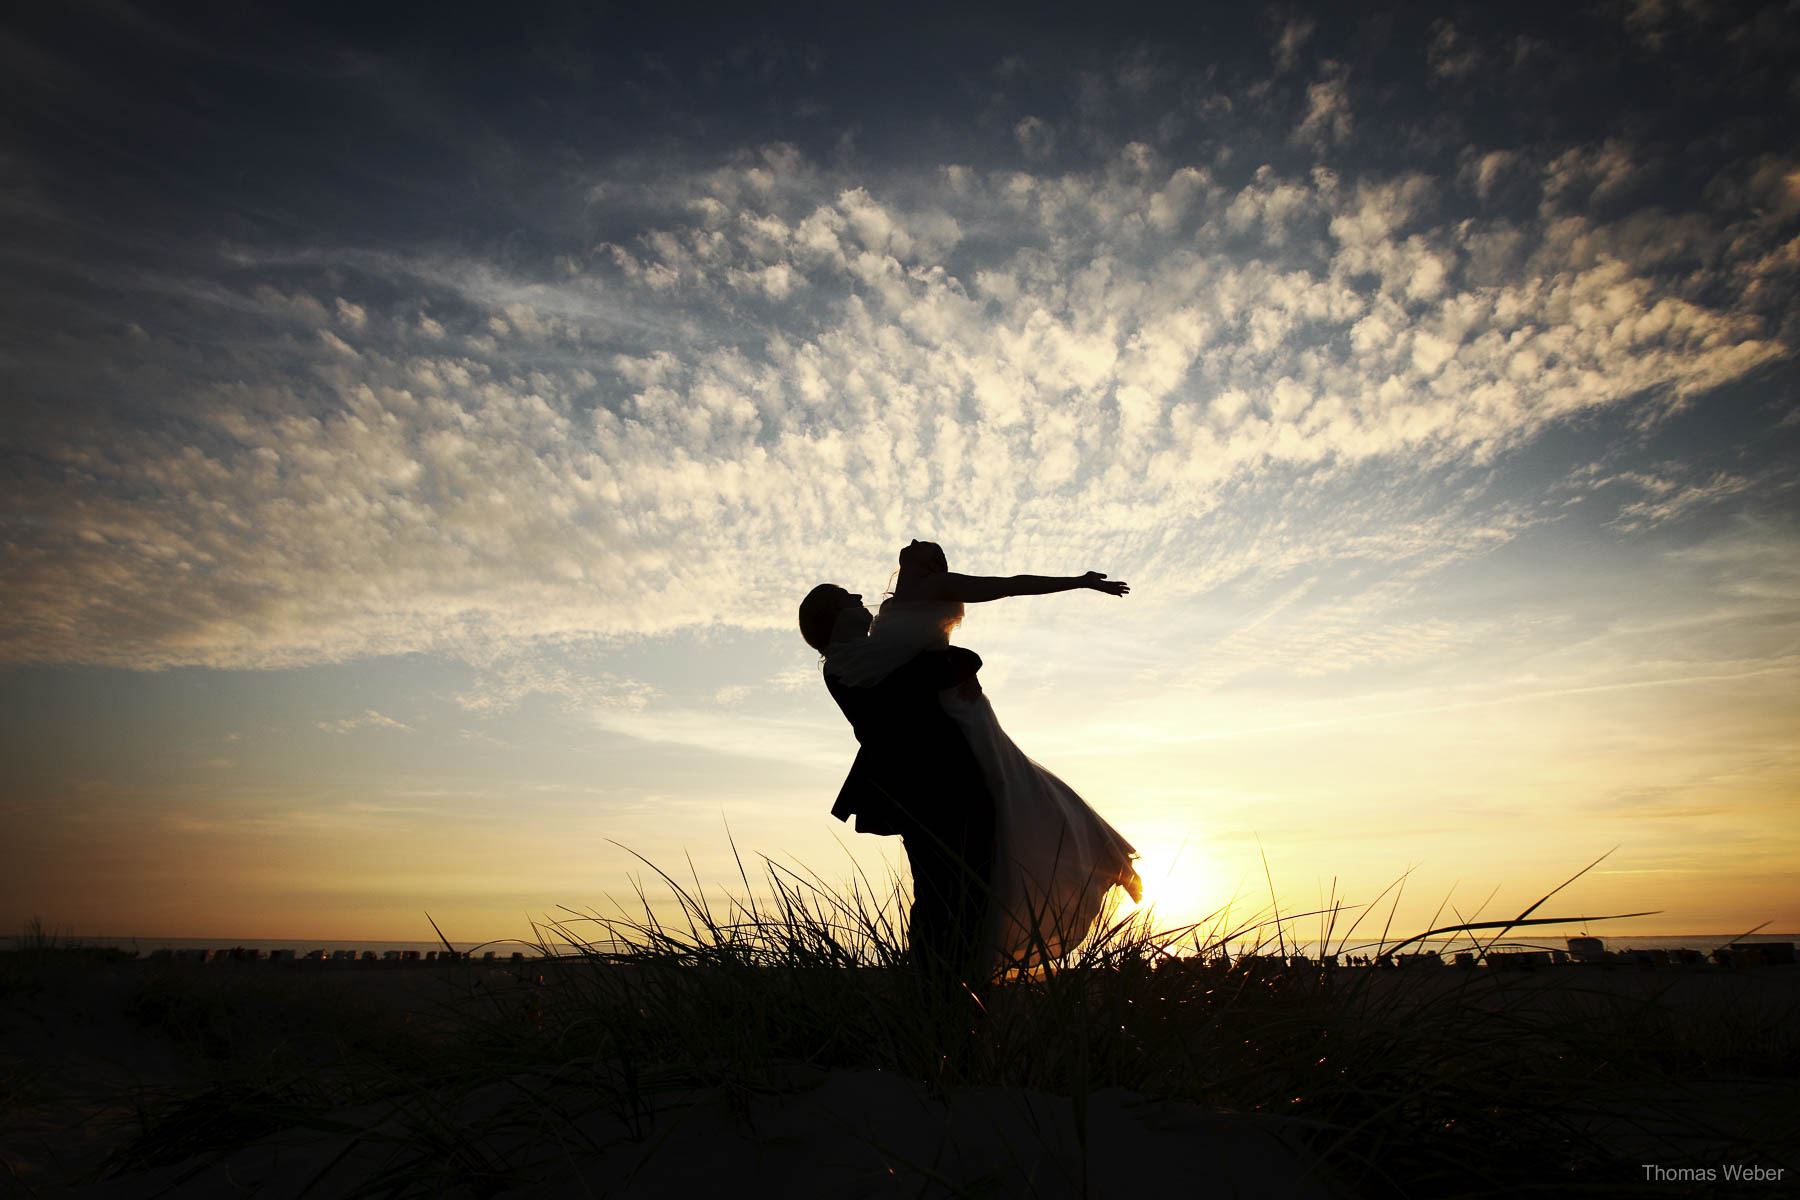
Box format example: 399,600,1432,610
1129,839,1231,935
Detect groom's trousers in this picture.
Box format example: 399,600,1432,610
894,793,994,996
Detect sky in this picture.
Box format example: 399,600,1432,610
2,0,1797,946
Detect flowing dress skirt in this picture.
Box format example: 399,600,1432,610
940,690,1141,970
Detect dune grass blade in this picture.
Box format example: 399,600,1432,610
43,855,1796,1199
1378,911,1662,957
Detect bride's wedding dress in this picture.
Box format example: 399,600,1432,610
826,599,1142,969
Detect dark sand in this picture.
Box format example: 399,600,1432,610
3,958,485,1193
4,956,1794,1197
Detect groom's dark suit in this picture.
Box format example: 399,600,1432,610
824,647,995,985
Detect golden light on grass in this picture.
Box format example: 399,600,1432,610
12,848,1795,1197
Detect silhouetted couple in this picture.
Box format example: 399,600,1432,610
799,540,1142,1006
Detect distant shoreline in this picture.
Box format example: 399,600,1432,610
8,931,1796,962
16,931,1798,944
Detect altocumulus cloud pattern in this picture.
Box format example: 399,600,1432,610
2,1,1796,704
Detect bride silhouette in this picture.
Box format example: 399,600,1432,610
826,540,1142,971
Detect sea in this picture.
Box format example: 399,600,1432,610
1222,933,1799,961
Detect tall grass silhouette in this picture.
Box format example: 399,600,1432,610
31,848,1797,1197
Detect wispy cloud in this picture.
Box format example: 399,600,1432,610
589,704,848,772
316,709,413,734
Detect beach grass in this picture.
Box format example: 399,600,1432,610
6,859,1797,1198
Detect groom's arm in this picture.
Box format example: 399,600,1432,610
888,646,984,694
943,646,982,690
925,646,985,701
946,646,985,701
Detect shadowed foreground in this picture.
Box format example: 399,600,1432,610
4,868,1796,1198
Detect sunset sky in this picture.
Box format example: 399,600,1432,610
3,1,1796,946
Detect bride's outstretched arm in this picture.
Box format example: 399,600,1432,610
923,571,1129,603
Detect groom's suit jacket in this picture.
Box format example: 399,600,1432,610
824,646,992,838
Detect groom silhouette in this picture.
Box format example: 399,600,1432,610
798,584,995,997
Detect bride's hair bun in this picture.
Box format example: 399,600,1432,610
899,539,947,573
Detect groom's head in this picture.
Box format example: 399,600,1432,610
798,584,869,652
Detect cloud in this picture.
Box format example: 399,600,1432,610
1014,116,1056,161
316,709,413,734
1605,471,1759,531
1293,64,1353,150
455,653,657,715
1425,21,1482,81
1271,17,1315,74
0,33,1793,684
589,705,847,771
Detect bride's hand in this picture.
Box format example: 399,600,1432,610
1083,572,1129,596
